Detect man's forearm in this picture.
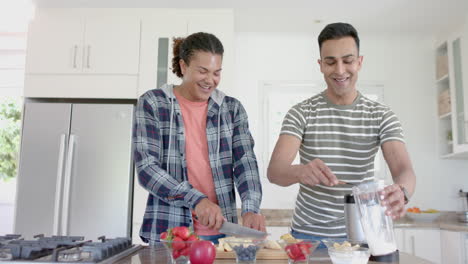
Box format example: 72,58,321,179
393,168,416,198
267,164,302,186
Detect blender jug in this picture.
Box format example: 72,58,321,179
352,181,397,257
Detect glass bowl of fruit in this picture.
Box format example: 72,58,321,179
278,239,320,264
160,226,200,264
223,237,265,264
321,238,370,264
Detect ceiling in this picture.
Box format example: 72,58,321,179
32,0,468,35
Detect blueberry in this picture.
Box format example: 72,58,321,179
234,244,260,261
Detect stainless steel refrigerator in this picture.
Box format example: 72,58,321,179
14,102,134,240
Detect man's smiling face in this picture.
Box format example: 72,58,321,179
318,36,363,98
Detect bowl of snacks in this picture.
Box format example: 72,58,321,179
322,238,370,264
277,236,320,264
223,237,265,264
406,207,441,222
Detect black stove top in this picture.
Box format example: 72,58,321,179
0,234,141,263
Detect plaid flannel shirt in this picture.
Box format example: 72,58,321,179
133,84,262,243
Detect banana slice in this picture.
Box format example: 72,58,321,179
280,233,297,243
264,240,282,250
216,242,225,251
333,241,360,250
217,237,236,252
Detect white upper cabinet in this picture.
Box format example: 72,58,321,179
23,8,234,99
138,9,187,96
137,9,234,97
82,15,140,75
26,9,140,75
26,10,84,74
24,9,141,99
185,10,235,96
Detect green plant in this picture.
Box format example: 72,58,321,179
0,99,21,181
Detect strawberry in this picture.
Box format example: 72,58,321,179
179,245,191,256
172,226,191,240
172,249,181,259
298,241,312,255
186,234,199,242
160,232,168,240
172,237,186,251
285,244,303,260
295,253,306,261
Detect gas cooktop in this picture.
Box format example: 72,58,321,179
0,234,141,263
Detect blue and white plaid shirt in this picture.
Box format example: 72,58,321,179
133,84,262,243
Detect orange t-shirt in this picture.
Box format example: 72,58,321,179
174,90,220,236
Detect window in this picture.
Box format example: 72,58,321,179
0,5,30,232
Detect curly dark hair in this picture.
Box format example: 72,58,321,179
171,32,224,78
318,22,360,53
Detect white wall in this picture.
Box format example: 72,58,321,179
0,179,16,234
232,31,468,211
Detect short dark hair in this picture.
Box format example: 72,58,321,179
171,32,224,78
318,22,360,53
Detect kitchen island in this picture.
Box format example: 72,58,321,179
114,245,432,264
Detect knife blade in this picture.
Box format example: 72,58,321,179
219,221,268,238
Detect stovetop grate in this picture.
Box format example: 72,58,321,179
0,234,141,263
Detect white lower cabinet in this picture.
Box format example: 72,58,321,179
441,230,466,264
394,227,405,252
395,228,441,264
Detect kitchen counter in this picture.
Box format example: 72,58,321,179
114,245,432,264
394,211,468,232
261,209,468,232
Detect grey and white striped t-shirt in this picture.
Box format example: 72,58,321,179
280,90,404,237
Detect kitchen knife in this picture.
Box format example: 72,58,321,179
219,221,268,238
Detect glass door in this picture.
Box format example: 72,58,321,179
452,38,468,145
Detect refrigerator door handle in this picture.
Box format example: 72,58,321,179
53,134,67,236
62,134,76,236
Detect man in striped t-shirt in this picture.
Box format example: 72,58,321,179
267,23,416,240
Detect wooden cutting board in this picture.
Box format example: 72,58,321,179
216,249,288,260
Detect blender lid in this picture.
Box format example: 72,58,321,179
344,194,355,203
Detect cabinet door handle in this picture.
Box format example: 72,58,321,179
73,45,78,68
53,134,66,235
62,134,75,236
86,45,91,68
410,235,415,255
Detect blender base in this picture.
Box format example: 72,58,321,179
370,250,399,262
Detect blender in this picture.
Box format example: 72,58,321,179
352,180,399,262
458,189,468,223
344,194,366,242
